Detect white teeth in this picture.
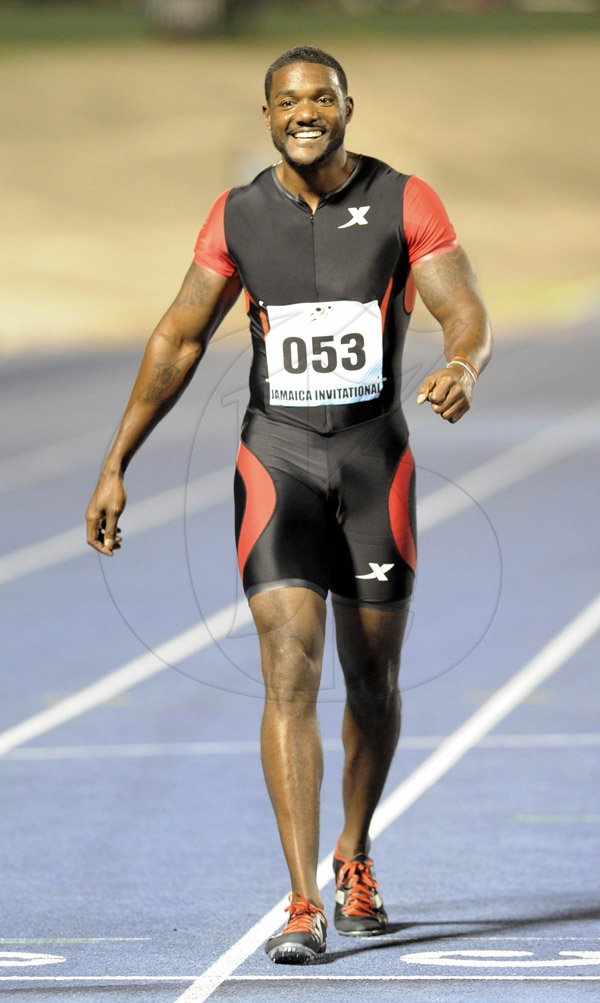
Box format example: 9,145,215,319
293,131,323,139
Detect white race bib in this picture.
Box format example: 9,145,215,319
265,300,384,407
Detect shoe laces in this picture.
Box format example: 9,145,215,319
282,894,324,934
337,856,379,916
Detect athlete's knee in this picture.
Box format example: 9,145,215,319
335,601,406,659
251,587,325,703
261,633,322,706
344,657,401,719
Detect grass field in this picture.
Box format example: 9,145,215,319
1,5,599,350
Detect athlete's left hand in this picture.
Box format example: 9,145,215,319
416,367,473,423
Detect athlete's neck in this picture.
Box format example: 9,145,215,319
275,150,358,212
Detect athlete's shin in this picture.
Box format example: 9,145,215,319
334,602,407,857
338,681,402,859
261,695,324,906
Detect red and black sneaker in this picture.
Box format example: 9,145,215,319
265,894,327,963
333,843,388,936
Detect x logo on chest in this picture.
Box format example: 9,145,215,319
338,206,371,229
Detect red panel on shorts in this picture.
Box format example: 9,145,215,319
236,442,277,578
388,446,417,573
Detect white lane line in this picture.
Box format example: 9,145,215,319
2,399,598,588
0,414,196,495
0,938,150,944
471,732,600,748
418,399,600,530
2,975,599,983
367,592,600,842
0,603,252,759
4,732,600,761
0,738,339,760
0,428,112,493
174,590,600,1003
0,466,231,587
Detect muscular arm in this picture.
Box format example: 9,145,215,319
412,246,492,423
85,262,240,554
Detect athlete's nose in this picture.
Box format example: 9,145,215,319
293,100,321,125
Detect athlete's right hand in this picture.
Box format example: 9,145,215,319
85,472,126,556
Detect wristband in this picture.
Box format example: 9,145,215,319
447,357,478,382
451,355,479,378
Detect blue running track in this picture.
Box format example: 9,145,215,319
0,316,598,1001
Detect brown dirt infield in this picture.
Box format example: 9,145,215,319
1,36,598,352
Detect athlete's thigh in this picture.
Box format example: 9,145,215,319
330,416,417,607
234,415,332,600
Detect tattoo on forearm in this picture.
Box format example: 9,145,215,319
174,266,213,308
415,248,475,310
142,363,181,403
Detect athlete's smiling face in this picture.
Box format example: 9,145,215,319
263,62,353,171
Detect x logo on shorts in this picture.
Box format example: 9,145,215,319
355,562,394,581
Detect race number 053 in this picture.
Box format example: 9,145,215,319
282,333,366,375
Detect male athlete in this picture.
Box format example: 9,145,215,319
86,46,492,963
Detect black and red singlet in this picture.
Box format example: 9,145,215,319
194,156,457,605
195,155,457,435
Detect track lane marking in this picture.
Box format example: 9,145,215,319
418,399,600,530
0,427,113,493
3,732,600,761
0,412,200,495
2,975,599,983
0,938,149,944
1,399,598,586
366,591,600,842
0,603,252,758
174,590,600,1002
0,466,231,586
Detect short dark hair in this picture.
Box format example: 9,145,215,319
264,45,348,102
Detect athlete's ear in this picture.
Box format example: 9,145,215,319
345,96,354,123
262,104,271,129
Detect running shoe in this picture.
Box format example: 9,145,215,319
333,843,388,936
265,894,327,963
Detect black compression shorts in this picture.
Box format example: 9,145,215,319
234,412,417,608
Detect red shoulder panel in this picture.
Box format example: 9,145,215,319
193,188,238,278
404,176,458,266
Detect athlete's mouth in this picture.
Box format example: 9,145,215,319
289,129,325,141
